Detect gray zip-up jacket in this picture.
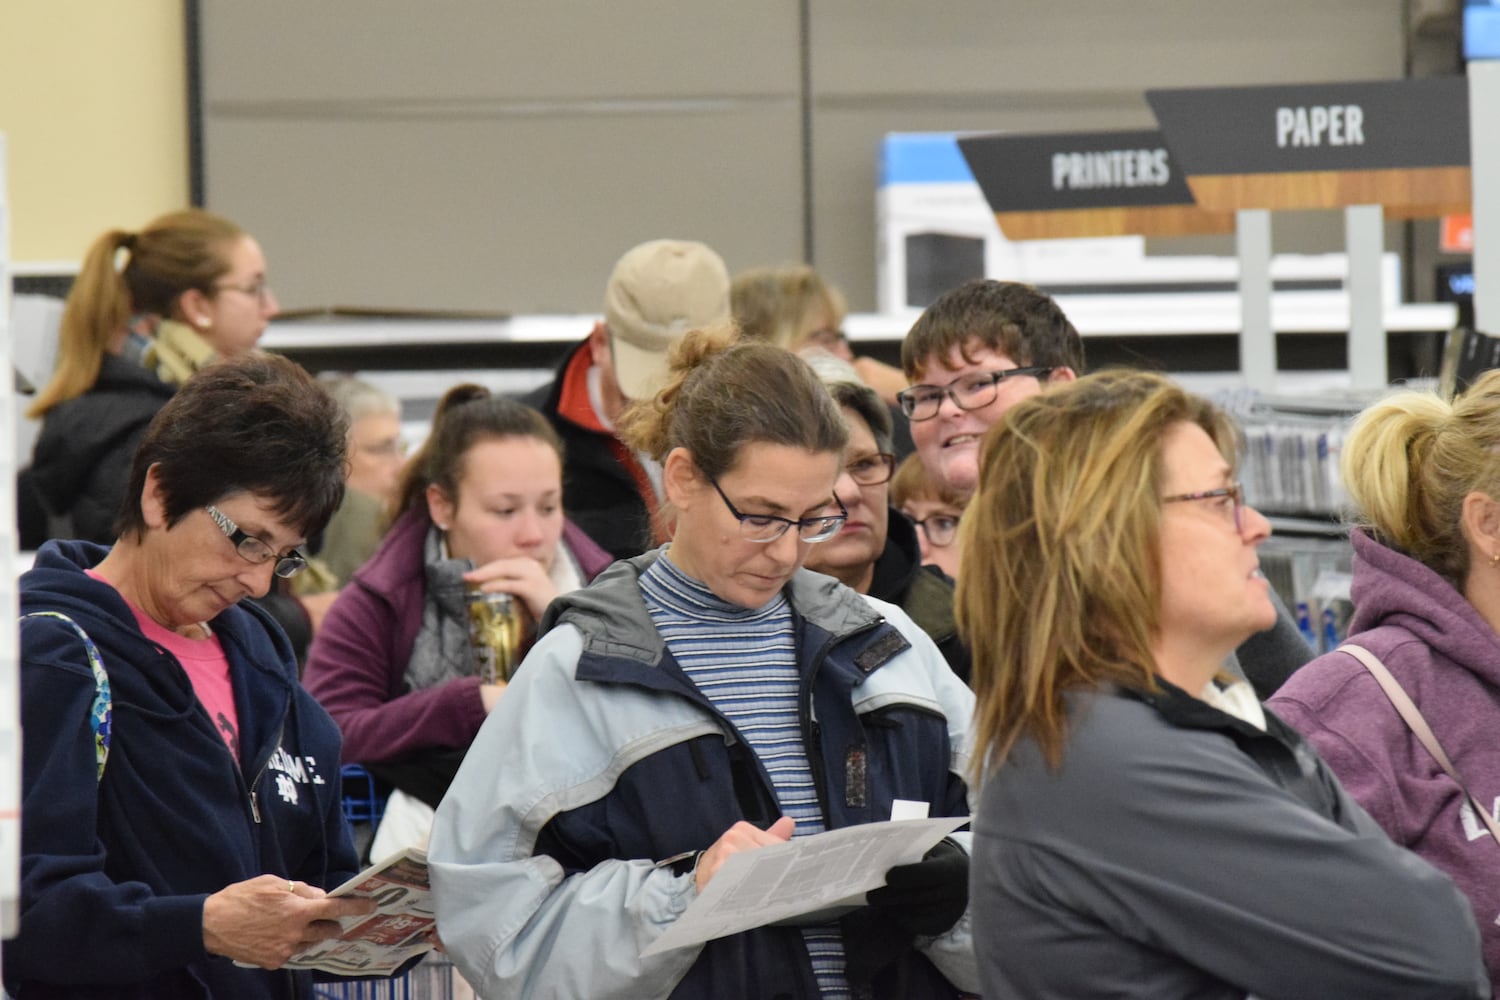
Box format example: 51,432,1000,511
429,553,979,999
972,682,1489,999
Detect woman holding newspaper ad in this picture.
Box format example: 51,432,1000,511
429,326,978,999
5,355,376,1000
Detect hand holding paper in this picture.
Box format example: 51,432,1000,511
641,815,968,957
697,816,796,892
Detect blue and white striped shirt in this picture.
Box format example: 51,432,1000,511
641,553,849,998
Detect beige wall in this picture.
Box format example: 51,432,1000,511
0,1,189,265
2,3,1414,304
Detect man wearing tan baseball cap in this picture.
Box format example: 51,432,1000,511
524,239,731,560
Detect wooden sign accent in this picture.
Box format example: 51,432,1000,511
957,130,1234,238
992,204,1234,239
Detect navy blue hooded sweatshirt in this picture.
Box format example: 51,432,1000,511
4,540,360,999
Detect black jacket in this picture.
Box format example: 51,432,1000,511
30,355,174,543
868,510,971,684
522,341,655,561
7,540,361,999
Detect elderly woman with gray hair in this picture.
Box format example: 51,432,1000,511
315,374,406,586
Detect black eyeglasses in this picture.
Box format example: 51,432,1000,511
897,366,1055,421
908,512,961,547
709,479,848,543
1161,482,1246,534
844,452,896,487
214,278,273,307
204,505,308,578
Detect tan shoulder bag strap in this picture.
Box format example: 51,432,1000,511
1339,643,1500,845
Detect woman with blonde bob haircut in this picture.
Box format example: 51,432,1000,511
1271,370,1500,981
960,370,1486,1000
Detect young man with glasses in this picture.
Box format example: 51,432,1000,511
899,278,1311,698
899,280,1083,502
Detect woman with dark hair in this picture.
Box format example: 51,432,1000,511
429,327,977,1000
27,208,279,544
301,386,611,856
8,354,374,999
800,354,969,683
959,370,1486,999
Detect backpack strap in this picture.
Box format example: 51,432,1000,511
1339,642,1500,846
24,611,111,781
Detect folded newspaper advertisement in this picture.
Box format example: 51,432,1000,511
285,848,435,976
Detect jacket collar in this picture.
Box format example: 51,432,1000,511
547,549,894,683
867,506,922,603
22,538,299,769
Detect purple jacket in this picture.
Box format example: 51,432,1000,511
302,507,613,766
1270,528,1500,978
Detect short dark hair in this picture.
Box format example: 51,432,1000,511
824,380,893,454
901,279,1085,382
117,354,349,541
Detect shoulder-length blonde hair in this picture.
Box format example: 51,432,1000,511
957,369,1238,777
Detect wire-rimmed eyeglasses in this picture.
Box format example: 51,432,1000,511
802,327,849,353
709,479,848,543
214,277,274,307
1161,482,1246,534
204,505,308,578
897,366,1055,421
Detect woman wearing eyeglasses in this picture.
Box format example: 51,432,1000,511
801,354,970,684
892,453,965,581
960,370,1485,999
8,354,383,999
429,327,978,1000
28,208,280,547
730,262,910,413
1270,374,1500,981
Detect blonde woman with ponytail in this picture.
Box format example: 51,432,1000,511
28,208,279,543
1271,370,1500,981
428,326,977,1000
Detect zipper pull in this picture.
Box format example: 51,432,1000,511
250,789,262,824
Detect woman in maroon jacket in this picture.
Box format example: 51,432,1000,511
303,385,612,856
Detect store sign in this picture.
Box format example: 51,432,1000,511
1441,213,1475,254
958,130,1195,210
956,129,1233,237
1145,78,1471,213
1147,78,1469,174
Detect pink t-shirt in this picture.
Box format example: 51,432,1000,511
86,570,240,759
